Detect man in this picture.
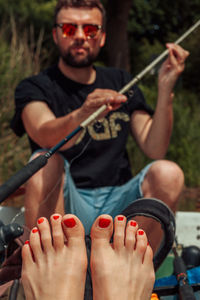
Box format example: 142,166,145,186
11,0,189,237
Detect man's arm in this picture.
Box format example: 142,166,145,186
21,89,127,150
130,44,189,159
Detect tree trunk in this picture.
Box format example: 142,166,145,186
105,0,132,72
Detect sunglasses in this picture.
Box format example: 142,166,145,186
55,23,102,39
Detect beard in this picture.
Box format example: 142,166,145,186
61,51,97,68
58,40,100,68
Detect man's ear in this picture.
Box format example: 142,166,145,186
100,32,106,48
52,28,58,45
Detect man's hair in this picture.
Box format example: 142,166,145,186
54,0,106,30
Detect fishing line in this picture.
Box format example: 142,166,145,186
69,136,93,168
0,19,199,204
8,124,95,224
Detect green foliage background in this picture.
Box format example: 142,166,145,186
0,0,200,192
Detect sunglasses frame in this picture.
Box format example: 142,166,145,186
55,23,102,39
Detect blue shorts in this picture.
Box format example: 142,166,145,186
63,160,153,234
30,150,153,235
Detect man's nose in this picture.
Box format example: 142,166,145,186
74,25,86,39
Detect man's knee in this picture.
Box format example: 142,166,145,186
148,160,184,187
142,160,184,200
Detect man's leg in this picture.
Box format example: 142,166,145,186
142,160,184,212
24,152,65,229
138,159,184,252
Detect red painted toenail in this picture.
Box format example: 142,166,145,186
32,228,38,233
117,216,124,221
63,218,76,228
130,221,137,227
99,218,111,228
53,215,60,220
138,230,144,235
25,240,30,245
38,218,44,224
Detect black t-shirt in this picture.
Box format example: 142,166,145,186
11,65,154,188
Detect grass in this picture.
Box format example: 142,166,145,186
0,21,44,193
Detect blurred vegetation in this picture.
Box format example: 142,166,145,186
127,84,200,187
0,19,46,183
0,0,200,207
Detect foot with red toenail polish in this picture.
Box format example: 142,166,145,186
21,214,87,300
90,214,155,300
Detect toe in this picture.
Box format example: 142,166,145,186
125,219,138,251
21,241,34,290
113,215,126,250
62,214,85,247
143,243,154,266
90,214,113,245
22,241,33,269
50,214,64,250
135,229,148,262
29,227,43,262
142,244,155,292
36,217,53,253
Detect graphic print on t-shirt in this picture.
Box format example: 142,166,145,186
76,112,130,144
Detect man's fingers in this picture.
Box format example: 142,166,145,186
107,95,127,104
166,43,189,65
84,89,127,117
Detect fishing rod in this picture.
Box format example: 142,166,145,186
0,19,199,203
172,240,196,300
82,18,200,124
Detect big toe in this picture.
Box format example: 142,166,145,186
90,214,113,245
62,214,85,247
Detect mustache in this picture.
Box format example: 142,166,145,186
71,40,86,47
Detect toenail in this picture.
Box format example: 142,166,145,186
38,217,44,224
25,240,30,245
117,216,124,221
53,215,60,220
138,230,144,235
130,221,137,227
63,217,76,228
32,228,38,233
99,218,111,228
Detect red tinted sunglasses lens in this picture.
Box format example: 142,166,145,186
83,25,99,38
62,24,76,37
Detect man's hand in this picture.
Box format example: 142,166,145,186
158,43,190,95
80,89,127,119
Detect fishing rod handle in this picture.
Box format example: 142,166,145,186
0,155,48,203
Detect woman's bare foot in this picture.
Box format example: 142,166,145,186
21,214,87,300
90,214,155,300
